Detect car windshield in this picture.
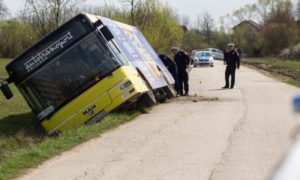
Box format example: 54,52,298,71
19,32,123,119
196,52,211,57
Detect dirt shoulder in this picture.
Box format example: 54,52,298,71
242,58,300,85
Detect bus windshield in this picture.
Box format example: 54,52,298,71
19,32,123,119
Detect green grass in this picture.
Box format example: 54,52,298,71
244,58,300,71
0,58,11,77
243,58,300,88
0,111,141,180
0,58,143,180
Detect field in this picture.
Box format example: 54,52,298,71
0,58,142,180
0,58,10,77
243,58,300,87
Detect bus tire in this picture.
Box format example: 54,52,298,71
141,91,156,107
163,84,175,99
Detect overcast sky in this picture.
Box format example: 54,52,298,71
3,0,298,25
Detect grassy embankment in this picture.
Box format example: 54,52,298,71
0,58,142,180
243,58,300,88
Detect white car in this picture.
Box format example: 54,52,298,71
193,51,214,67
203,48,224,60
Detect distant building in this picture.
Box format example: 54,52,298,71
232,20,263,57
232,20,262,32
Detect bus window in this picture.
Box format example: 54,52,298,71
19,33,123,118
107,41,129,66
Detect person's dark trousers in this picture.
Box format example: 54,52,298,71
225,65,236,88
178,70,189,95
171,73,180,94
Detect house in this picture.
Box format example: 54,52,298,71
232,20,262,32
232,20,263,57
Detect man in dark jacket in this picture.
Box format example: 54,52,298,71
171,47,190,96
159,54,179,94
223,43,240,89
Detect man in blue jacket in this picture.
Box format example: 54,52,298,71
223,43,240,89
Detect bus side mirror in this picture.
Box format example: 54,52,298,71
100,26,114,42
94,19,103,27
1,82,13,99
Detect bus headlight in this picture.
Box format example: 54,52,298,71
120,81,132,91
122,88,135,99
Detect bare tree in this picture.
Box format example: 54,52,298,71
0,0,8,19
84,0,117,18
275,0,293,14
254,0,293,23
197,13,215,44
297,0,300,20
82,2,120,19
23,0,82,37
180,15,190,28
103,0,113,18
255,0,273,22
120,0,143,25
233,4,258,22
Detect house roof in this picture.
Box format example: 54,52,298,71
233,20,262,31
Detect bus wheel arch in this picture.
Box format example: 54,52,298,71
156,65,175,99
136,68,157,107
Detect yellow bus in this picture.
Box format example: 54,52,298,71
1,13,174,135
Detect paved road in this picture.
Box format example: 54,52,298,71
18,61,300,180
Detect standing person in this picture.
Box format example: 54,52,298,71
223,43,240,89
223,46,229,65
158,54,179,95
171,47,190,96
